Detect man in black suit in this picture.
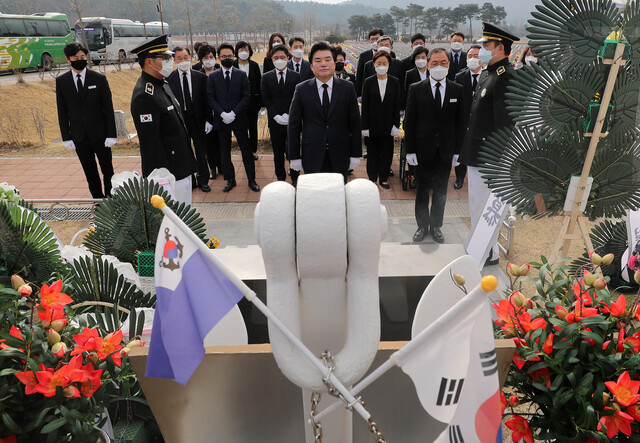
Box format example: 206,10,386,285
452,45,482,191
261,46,301,182
288,36,313,80
404,48,466,244
56,42,116,198
206,43,259,193
401,33,426,72
459,23,519,266
447,31,467,80
167,46,212,192
361,36,406,103
130,35,197,205
355,27,384,99
288,42,362,180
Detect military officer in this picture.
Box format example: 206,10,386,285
130,35,196,205
458,23,518,266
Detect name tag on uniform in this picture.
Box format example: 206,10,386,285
140,114,152,123
88,85,96,90
449,98,458,103
167,105,174,111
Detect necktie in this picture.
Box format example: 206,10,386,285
295,63,300,73
279,71,284,86
472,74,478,90
76,73,83,95
435,82,442,111
322,83,330,119
225,70,231,91
182,72,193,112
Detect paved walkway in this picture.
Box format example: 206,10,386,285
0,154,468,203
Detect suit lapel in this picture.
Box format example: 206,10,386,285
327,79,339,118
309,79,323,119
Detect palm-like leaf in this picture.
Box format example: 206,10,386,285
0,201,67,283
506,59,604,140
608,66,640,136
622,0,640,63
569,220,637,292
69,256,155,312
527,0,620,68
83,178,207,268
478,127,584,216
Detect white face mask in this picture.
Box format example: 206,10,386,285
203,59,216,69
273,59,288,70
292,49,304,59
429,65,448,81
371,42,378,50
238,51,250,60
415,59,427,69
525,56,538,65
375,66,388,76
377,46,391,54
154,59,174,78
467,57,481,71
177,61,191,72
451,42,463,51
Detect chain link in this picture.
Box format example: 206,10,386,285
310,391,323,442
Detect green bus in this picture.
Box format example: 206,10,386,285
0,12,73,71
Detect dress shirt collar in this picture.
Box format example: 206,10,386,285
72,68,87,82
316,76,334,91
276,68,287,81
222,66,233,76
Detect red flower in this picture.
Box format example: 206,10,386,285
71,328,100,355
565,298,598,324
625,331,640,354
543,333,554,354
605,371,640,407
530,367,552,388
15,370,39,395
505,415,534,443
627,404,640,421
37,305,67,330
512,338,540,370
95,330,123,366
610,295,627,318
500,391,507,414
597,408,634,438
34,366,70,397
0,326,25,351
0,436,17,443
39,280,73,310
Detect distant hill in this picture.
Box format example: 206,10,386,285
275,0,389,26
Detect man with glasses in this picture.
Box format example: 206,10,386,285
130,35,196,204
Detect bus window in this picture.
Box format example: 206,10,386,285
25,19,49,37
0,18,27,37
47,20,70,37
113,25,124,38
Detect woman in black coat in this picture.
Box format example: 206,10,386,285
361,51,401,189
233,41,262,159
404,46,429,106
263,32,285,73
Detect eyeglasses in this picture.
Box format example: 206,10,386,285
219,54,234,60
152,55,172,61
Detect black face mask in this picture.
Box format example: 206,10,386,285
70,59,88,71
335,62,344,72
220,58,234,69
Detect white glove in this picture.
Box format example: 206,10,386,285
362,129,370,137
205,122,213,134
452,154,460,167
227,111,236,124
349,157,361,170
274,115,288,126
357,97,362,103
64,140,76,150
390,126,399,137
281,113,289,124
406,153,418,166
220,112,235,125
290,159,302,171
104,138,117,148
400,110,405,118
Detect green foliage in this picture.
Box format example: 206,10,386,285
325,33,346,44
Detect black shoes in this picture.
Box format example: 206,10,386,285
380,182,390,189
413,227,427,243
223,180,236,192
431,227,444,243
199,182,211,192
453,179,463,190
389,168,394,177
248,180,260,192
253,154,259,161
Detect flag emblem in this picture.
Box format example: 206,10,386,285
159,227,183,271
448,425,465,443
140,114,153,122
479,349,498,376
437,377,465,406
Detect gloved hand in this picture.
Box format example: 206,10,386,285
290,159,302,171
280,113,289,124
274,115,288,126
64,140,76,150
362,129,370,137
357,97,362,103
390,126,399,137
205,122,213,134
221,112,235,125
104,138,117,148
227,111,236,124
400,110,405,118
349,157,361,170
406,153,418,166
452,154,460,167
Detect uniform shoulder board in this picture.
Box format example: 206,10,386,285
497,66,506,76
145,82,154,95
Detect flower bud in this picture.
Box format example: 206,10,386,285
509,291,526,307
50,319,66,332
593,278,607,290
11,275,25,290
635,270,640,285
524,298,535,310
120,347,131,358
63,385,79,398
602,253,614,266
589,252,603,266
453,273,466,286
41,319,50,329
87,352,99,364
126,340,145,348
583,270,597,286
555,305,568,320
18,284,32,298
602,392,610,406
629,255,638,270
51,341,67,358
47,328,61,345
507,263,521,277
519,264,531,276
507,395,519,408
503,326,517,337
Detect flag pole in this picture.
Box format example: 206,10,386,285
311,286,488,422
151,195,371,421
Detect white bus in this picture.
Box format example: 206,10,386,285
74,17,169,64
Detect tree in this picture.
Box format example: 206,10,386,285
480,2,507,24
421,7,442,40
348,14,371,40
68,0,91,62
325,34,346,44
370,13,396,38
389,6,406,39
457,3,481,40
440,8,459,36
405,3,425,35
